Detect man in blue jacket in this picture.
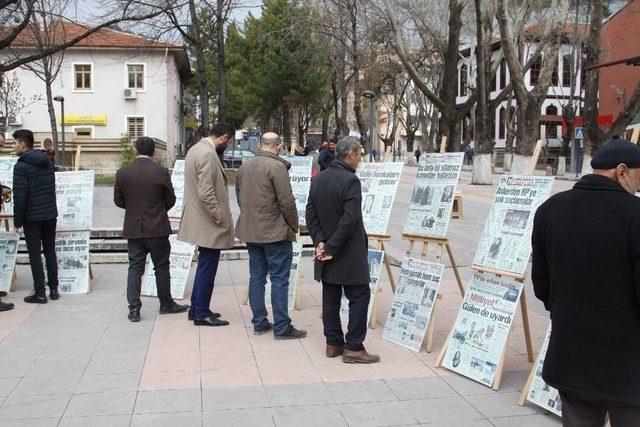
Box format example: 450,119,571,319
12,129,58,304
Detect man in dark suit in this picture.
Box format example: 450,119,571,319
306,136,380,364
114,137,189,322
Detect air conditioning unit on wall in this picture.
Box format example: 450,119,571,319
124,88,137,100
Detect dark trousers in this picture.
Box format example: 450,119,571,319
322,282,370,351
23,219,58,295
127,237,173,310
191,247,221,319
559,391,640,427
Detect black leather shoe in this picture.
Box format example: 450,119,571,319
254,322,273,335
194,316,229,327
188,308,221,321
0,291,7,297
128,308,140,322
49,288,60,301
24,292,47,304
159,303,189,314
0,300,14,311
274,326,307,340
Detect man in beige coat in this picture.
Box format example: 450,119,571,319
236,133,307,339
178,122,235,327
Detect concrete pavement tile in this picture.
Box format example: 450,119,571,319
0,377,20,397
0,360,33,378
489,413,562,426
271,404,346,427
201,362,263,388
203,407,274,426
465,391,538,418
502,370,531,392
0,418,59,426
134,389,201,414
139,370,200,391
326,380,398,404
442,374,516,396
58,414,132,426
64,391,137,417
385,377,458,401
338,400,416,426
131,411,202,426
0,345,46,362
0,393,71,420
404,396,484,424
417,420,493,426
202,385,269,410
85,356,146,374
75,372,141,393
264,383,334,407
12,372,83,396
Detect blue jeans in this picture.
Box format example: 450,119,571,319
247,241,293,335
191,247,221,319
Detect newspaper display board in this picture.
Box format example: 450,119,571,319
167,160,185,218
339,250,384,325
288,157,312,226
472,176,554,276
357,163,404,235
0,157,18,214
442,272,523,386
404,153,464,238
264,241,303,311
526,324,562,416
0,232,19,292
55,170,95,230
143,234,196,300
382,258,445,351
55,231,91,294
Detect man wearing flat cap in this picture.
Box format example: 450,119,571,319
532,138,640,425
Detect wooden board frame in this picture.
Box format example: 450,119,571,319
366,233,396,329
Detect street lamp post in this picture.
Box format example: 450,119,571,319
53,95,65,169
362,90,376,162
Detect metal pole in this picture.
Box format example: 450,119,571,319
60,100,66,169
369,99,375,162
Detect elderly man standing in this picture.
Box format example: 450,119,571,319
178,122,235,327
306,136,379,364
236,133,306,339
532,138,640,424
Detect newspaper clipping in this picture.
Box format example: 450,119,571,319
526,324,562,416
357,163,404,235
288,157,312,226
0,232,19,292
0,157,18,215
404,153,464,239
340,250,385,325
143,235,196,300
473,176,554,276
382,258,444,351
442,272,523,386
55,171,95,230
54,231,91,294
167,160,185,218
265,241,303,311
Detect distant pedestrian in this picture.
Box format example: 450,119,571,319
12,129,58,304
42,138,56,168
372,148,379,162
465,146,474,165
236,132,307,340
114,136,189,322
532,138,640,424
318,140,336,171
414,148,421,165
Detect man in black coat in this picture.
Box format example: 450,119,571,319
306,136,380,364
12,130,58,304
114,137,189,322
317,140,336,171
532,138,640,425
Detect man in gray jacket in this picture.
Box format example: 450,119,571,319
236,132,307,339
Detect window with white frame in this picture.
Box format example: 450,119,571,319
127,116,145,138
74,64,92,90
127,64,145,89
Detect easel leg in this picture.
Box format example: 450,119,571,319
406,240,414,257
518,362,538,406
369,287,381,329
520,292,534,362
492,345,508,391
294,274,302,311
243,286,249,305
9,269,16,292
445,243,465,296
426,308,436,353
89,264,94,280
421,242,428,260
379,241,396,293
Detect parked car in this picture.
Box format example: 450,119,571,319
222,149,254,168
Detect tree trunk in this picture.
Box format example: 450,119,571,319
473,154,493,184
282,104,292,151
557,155,566,176
216,0,226,121
44,72,58,151
321,110,329,143
189,0,209,137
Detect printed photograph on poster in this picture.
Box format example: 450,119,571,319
53,231,91,294
143,234,196,300
382,258,444,351
55,171,95,230
0,232,19,292
0,157,18,215
526,324,562,416
167,160,185,218
472,176,554,276
404,153,464,239
357,163,403,235
442,272,523,387
339,250,385,325
265,242,303,311
287,157,312,226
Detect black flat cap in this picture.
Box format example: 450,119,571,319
591,138,640,169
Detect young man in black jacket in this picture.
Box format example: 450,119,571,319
12,129,58,303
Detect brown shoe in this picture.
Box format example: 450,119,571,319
326,344,344,358
342,348,380,364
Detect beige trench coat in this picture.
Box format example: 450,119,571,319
177,138,234,249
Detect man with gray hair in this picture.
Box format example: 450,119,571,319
306,136,380,363
235,132,307,339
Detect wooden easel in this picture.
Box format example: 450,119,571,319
435,140,543,390
74,146,82,171
366,232,398,329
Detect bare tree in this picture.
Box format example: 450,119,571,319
0,71,42,131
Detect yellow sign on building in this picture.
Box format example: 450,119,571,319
62,115,107,126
